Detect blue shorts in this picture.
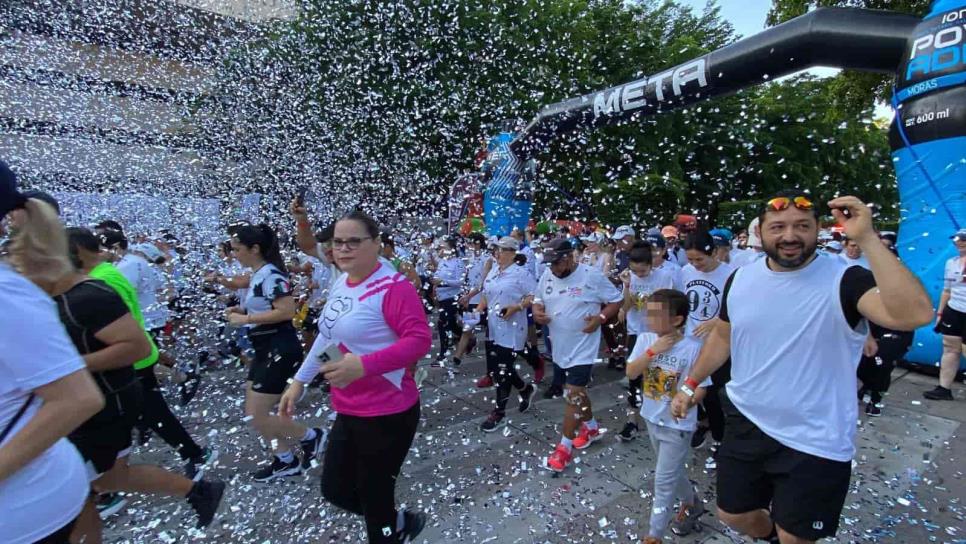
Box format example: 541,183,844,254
561,364,592,387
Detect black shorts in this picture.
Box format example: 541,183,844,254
936,306,966,340
70,421,134,478
247,325,303,394
561,364,593,387
716,390,851,541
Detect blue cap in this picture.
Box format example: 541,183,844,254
645,234,666,249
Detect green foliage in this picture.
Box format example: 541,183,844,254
200,0,902,231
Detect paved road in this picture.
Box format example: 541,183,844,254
104,342,964,543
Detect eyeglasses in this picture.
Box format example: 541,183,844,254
331,237,372,250
766,195,814,212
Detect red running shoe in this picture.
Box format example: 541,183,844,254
533,355,546,383
545,444,572,472
476,375,493,388
572,423,602,450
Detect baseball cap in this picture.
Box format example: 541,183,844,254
661,225,679,239
645,233,666,248
825,241,843,252
22,189,60,215
98,229,127,249
543,238,573,264
495,236,519,250
953,228,966,241
611,225,635,240
581,231,604,244
0,160,27,220
131,243,165,262
709,228,732,247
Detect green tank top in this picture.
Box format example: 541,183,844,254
89,262,160,369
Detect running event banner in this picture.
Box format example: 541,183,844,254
488,1,964,368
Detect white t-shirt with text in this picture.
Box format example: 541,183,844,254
630,332,710,431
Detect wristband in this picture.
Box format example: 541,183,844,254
679,383,696,398
645,348,656,358
684,376,700,390
598,313,608,323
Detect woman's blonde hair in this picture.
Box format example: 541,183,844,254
10,198,74,286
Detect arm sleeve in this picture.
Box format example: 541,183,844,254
943,259,954,290
840,266,877,330
593,269,623,303
628,332,658,360
268,273,293,301
718,270,738,323
436,261,464,287
295,334,332,383
360,280,433,376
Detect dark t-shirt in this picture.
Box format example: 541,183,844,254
720,262,876,330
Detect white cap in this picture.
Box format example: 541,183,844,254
495,236,519,250
826,241,843,252
581,231,604,244
611,225,636,240
131,243,164,263
746,218,762,249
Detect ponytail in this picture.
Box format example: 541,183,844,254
10,199,73,285
233,223,287,275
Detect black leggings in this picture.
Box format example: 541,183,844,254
436,298,461,357
321,403,420,543
136,365,203,460
489,344,527,413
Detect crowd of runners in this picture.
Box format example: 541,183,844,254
1,157,963,544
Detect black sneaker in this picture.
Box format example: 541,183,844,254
542,385,563,399
691,427,709,449
187,479,226,528
480,411,505,432
617,421,638,442
252,456,302,482
518,384,535,413
923,386,954,401
300,427,326,469
399,509,426,543
865,402,882,417
185,447,219,481
95,493,128,519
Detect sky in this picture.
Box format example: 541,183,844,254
678,0,893,119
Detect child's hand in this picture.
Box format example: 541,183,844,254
649,333,680,356
670,391,693,420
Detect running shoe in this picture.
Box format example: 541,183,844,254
476,375,493,388
641,537,661,544
865,402,882,417
572,423,602,450
480,411,505,432
185,446,219,481
518,384,535,413
542,384,563,399
617,421,638,442
252,456,302,482
923,386,954,401
691,427,709,449
96,493,128,519
545,444,572,472
300,427,327,469
533,355,546,383
670,499,706,536
187,479,226,528
399,509,427,543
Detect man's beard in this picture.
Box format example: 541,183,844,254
553,263,575,278
763,239,817,269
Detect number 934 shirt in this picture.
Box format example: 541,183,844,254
536,264,622,368
679,263,733,338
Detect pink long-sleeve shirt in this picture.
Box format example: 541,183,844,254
315,263,431,417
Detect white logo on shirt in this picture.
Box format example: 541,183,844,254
320,295,353,339
685,278,721,321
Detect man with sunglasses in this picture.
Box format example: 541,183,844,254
670,190,933,544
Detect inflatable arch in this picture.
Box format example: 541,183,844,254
482,0,965,367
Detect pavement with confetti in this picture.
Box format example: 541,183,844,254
101,341,964,544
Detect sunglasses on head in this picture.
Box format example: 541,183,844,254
766,195,814,212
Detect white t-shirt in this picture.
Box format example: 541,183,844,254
624,268,676,335
679,262,733,338
483,263,537,350
665,246,688,267
730,248,764,268
433,256,466,301
839,253,871,270
654,260,682,290
0,265,90,544
536,264,623,368
117,253,168,329
630,332,709,431
944,255,966,312
243,263,291,325
465,252,488,305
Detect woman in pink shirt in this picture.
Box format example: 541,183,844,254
281,210,431,543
